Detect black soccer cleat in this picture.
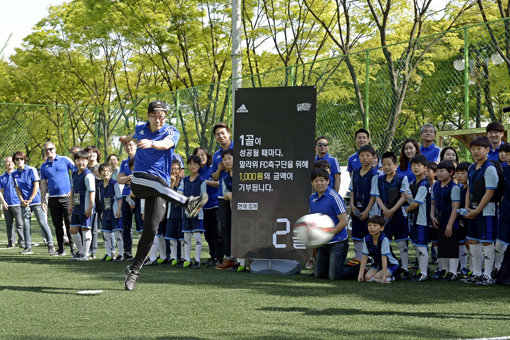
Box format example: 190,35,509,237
185,193,209,218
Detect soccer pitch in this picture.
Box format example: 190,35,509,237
1,221,510,339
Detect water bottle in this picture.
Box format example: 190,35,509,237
457,208,468,216
404,188,414,205
24,209,32,220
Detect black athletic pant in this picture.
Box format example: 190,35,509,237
203,207,223,260
48,196,73,253
218,199,231,258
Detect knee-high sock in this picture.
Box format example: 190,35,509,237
104,232,112,257
353,240,363,260
180,240,185,260
238,258,245,266
114,231,124,257
193,232,202,262
495,241,508,270
459,244,467,269
170,239,178,260
483,244,495,278
82,229,92,256
397,240,409,270
438,258,448,272
149,237,159,261
71,232,83,254
469,243,483,277
184,233,192,262
158,235,166,260
416,246,429,276
449,258,459,274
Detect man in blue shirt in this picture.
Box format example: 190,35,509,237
486,121,505,162
40,142,77,256
0,156,24,250
419,124,441,163
315,137,341,192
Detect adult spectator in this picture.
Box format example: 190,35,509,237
486,121,505,161
107,154,120,180
397,138,421,183
0,156,24,249
12,151,56,255
40,141,76,256
419,124,441,162
315,136,341,192
347,128,380,175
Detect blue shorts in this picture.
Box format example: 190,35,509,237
165,217,183,241
157,217,167,236
101,217,122,232
351,215,368,241
410,224,428,246
70,213,92,229
183,218,204,233
384,211,408,241
497,216,510,245
371,263,400,276
467,215,497,243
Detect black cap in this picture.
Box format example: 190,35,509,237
148,100,168,113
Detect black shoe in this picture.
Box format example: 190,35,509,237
192,260,201,269
432,269,446,280
124,265,139,291
185,193,209,218
492,268,500,280
123,254,133,261
444,272,458,281
409,273,427,282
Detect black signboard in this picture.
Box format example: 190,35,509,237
232,86,316,260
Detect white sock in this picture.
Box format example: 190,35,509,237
459,245,467,269
180,240,185,260
438,258,448,272
184,233,192,262
495,241,508,270
170,239,178,260
193,232,202,262
111,233,116,253
354,240,363,260
397,240,409,270
149,237,159,261
469,243,483,276
83,229,92,256
104,232,112,257
433,245,438,261
71,233,83,254
238,258,246,266
468,245,473,271
448,258,459,274
114,231,124,257
416,246,429,277
158,235,166,260
483,244,495,278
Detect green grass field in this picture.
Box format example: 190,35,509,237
1,221,510,340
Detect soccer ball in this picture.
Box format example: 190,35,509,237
294,213,335,247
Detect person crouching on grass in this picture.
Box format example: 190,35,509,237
358,215,400,283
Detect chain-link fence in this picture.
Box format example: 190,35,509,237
1,18,510,166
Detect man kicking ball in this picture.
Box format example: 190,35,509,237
120,100,208,291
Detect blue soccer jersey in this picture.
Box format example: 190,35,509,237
488,142,503,162
396,161,416,182
431,180,461,230
468,160,498,216
0,171,20,206
98,179,122,221
362,233,399,268
315,153,341,189
419,143,441,162
132,122,180,186
199,165,219,209
119,156,134,196
309,187,347,243
71,169,95,215
40,155,76,197
13,165,41,205
212,141,233,197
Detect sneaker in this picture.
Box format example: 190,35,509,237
182,260,191,268
57,250,67,256
48,246,56,255
101,255,113,262
185,193,209,218
230,263,246,272
474,275,495,286
170,258,178,267
7,243,14,249
144,258,158,266
215,259,236,270
123,253,133,261
460,274,481,284
124,265,139,291
114,254,125,262
70,253,83,261
206,259,219,267
192,260,201,269
78,254,90,261
20,247,33,255
409,273,428,282
347,257,361,266
305,258,314,270
459,267,470,277
432,269,446,280
157,258,169,265
89,253,96,259
444,272,458,281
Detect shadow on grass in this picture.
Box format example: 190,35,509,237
0,285,124,295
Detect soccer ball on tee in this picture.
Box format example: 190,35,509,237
293,213,335,247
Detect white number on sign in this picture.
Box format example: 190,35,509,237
273,218,290,249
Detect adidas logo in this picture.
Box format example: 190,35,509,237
236,104,248,113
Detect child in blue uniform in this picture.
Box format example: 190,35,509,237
371,151,410,278
98,163,123,262
358,215,400,283
182,155,207,269
465,136,499,286
494,143,510,278
455,162,471,275
165,160,185,266
69,150,96,261
310,168,349,280
405,155,430,282
349,145,379,264
430,160,461,281
427,161,439,267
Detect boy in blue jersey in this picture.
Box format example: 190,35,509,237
405,155,430,282
358,215,400,283
69,150,96,261
315,137,341,192
98,163,123,262
371,151,410,278
494,143,510,278
310,168,349,280
427,161,439,267
181,155,207,269
430,160,461,281
349,145,379,264
464,136,499,285
165,160,185,266
455,162,471,276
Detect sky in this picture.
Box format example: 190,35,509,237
0,0,67,58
